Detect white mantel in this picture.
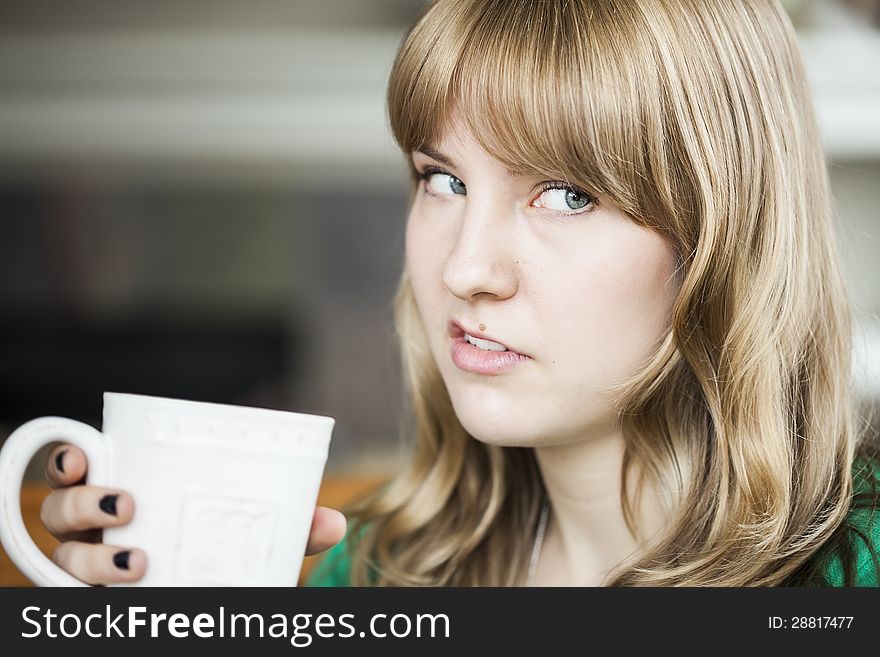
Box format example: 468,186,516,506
0,15,878,180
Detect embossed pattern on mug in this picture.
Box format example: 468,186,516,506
175,491,278,586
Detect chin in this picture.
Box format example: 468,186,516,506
449,394,544,447
463,421,540,447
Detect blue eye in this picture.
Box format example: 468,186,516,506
564,189,590,209
417,167,467,196
532,184,596,214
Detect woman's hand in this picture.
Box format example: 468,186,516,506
306,506,348,556
41,444,347,585
41,444,145,585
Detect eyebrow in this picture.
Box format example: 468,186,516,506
415,145,528,179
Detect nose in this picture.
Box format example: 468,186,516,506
441,195,519,302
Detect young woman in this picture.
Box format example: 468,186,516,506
41,0,879,586
305,0,880,587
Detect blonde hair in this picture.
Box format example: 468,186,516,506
344,0,876,585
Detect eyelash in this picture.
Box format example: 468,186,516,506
413,166,598,216
413,165,448,184
535,181,598,214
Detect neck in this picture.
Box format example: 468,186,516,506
532,429,666,585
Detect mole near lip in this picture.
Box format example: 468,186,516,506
447,319,528,357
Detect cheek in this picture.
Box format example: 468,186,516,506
405,207,446,323
540,227,677,387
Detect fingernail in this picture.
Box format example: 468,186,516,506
55,449,67,474
113,551,130,570
99,494,119,516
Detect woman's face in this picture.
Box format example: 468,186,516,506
405,119,680,447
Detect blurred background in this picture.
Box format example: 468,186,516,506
0,0,879,483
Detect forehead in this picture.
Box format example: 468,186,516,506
411,115,538,179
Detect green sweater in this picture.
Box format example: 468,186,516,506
306,459,880,587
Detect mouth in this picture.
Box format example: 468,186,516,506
447,320,531,375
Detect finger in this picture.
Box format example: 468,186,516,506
305,507,347,556
52,542,147,585
45,444,87,489
41,487,134,538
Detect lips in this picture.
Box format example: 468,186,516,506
447,320,528,357
447,320,531,375
449,322,532,377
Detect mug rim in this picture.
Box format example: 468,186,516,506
103,391,336,428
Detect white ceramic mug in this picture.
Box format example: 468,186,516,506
0,392,334,586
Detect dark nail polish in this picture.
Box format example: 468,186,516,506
113,551,130,570
55,449,67,474
99,494,119,516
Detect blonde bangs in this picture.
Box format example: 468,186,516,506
387,0,663,228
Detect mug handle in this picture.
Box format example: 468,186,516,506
0,417,109,586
